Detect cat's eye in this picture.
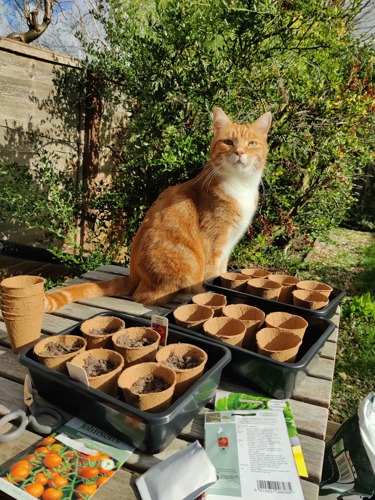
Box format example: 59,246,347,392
248,141,257,147
223,139,234,146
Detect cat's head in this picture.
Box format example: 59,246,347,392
209,108,272,176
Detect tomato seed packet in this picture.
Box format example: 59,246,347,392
0,417,134,499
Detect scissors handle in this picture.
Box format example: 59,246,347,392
29,406,65,435
0,409,28,443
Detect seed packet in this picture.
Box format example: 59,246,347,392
0,417,134,499
214,390,308,477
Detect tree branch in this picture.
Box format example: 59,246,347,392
7,0,55,44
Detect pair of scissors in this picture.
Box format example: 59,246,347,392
0,374,65,443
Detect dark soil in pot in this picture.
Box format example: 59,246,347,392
83,354,116,376
162,354,203,370
41,340,83,356
131,375,170,394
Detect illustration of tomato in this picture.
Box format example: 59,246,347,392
35,446,51,456
78,466,100,479
42,488,63,500
10,460,31,471
39,436,56,446
25,453,42,465
74,483,97,498
49,444,64,453
103,470,115,478
35,472,49,485
25,483,44,498
96,453,110,462
96,476,108,486
9,465,30,481
43,454,63,468
48,475,68,488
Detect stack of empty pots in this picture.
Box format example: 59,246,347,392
0,275,46,353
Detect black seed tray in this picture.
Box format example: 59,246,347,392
18,312,231,454
166,292,336,399
205,275,345,319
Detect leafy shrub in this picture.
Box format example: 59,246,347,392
83,0,375,261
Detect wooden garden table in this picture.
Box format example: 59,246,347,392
0,265,340,499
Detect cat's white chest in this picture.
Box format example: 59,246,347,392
217,174,262,271
222,174,261,225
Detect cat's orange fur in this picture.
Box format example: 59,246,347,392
45,108,272,311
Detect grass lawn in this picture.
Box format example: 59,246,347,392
300,227,375,423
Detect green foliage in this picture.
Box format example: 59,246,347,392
342,292,375,320
82,0,375,259
0,146,127,274
2,1,375,269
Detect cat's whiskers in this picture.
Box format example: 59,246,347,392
199,163,222,191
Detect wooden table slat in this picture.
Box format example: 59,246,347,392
0,267,338,500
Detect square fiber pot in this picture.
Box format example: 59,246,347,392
167,293,336,399
19,313,231,454
205,274,345,320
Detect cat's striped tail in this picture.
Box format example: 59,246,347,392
44,276,134,312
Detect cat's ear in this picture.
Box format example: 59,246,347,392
252,112,272,135
212,108,231,135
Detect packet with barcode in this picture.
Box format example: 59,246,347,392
204,410,304,499
319,392,375,499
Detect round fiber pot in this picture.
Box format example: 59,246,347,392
267,274,300,304
70,348,124,396
1,302,45,316
296,280,333,298
240,268,270,278
118,362,176,413
246,278,282,300
3,311,44,353
1,293,46,309
219,272,248,291
80,315,125,349
112,327,160,367
192,292,227,317
1,276,45,297
256,328,302,363
265,311,308,340
34,335,87,374
293,290,329,310
156,343,208,399
173,304,213,332
203,317,246,346
222,304,265,350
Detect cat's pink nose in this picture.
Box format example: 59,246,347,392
235,150,243,157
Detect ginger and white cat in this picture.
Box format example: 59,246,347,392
45,107,272,311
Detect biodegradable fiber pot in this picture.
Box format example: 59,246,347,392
0,275,45,298
173,304,213,332
296,280,333,298
246,278,282,300
112,327,160,367
191,292,227,317
3,311,44,354
34,335,87,374
118,362,176,413
292,289,329,310
267,274,300,304
80,315,125,349
265,311,308,340
256,328,302,363
219,272,249,291
240,268,270,278
156,343,208,399
70,348,124,396
222,304,265,350
203,316,246,346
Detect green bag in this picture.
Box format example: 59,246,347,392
319,392,375,499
